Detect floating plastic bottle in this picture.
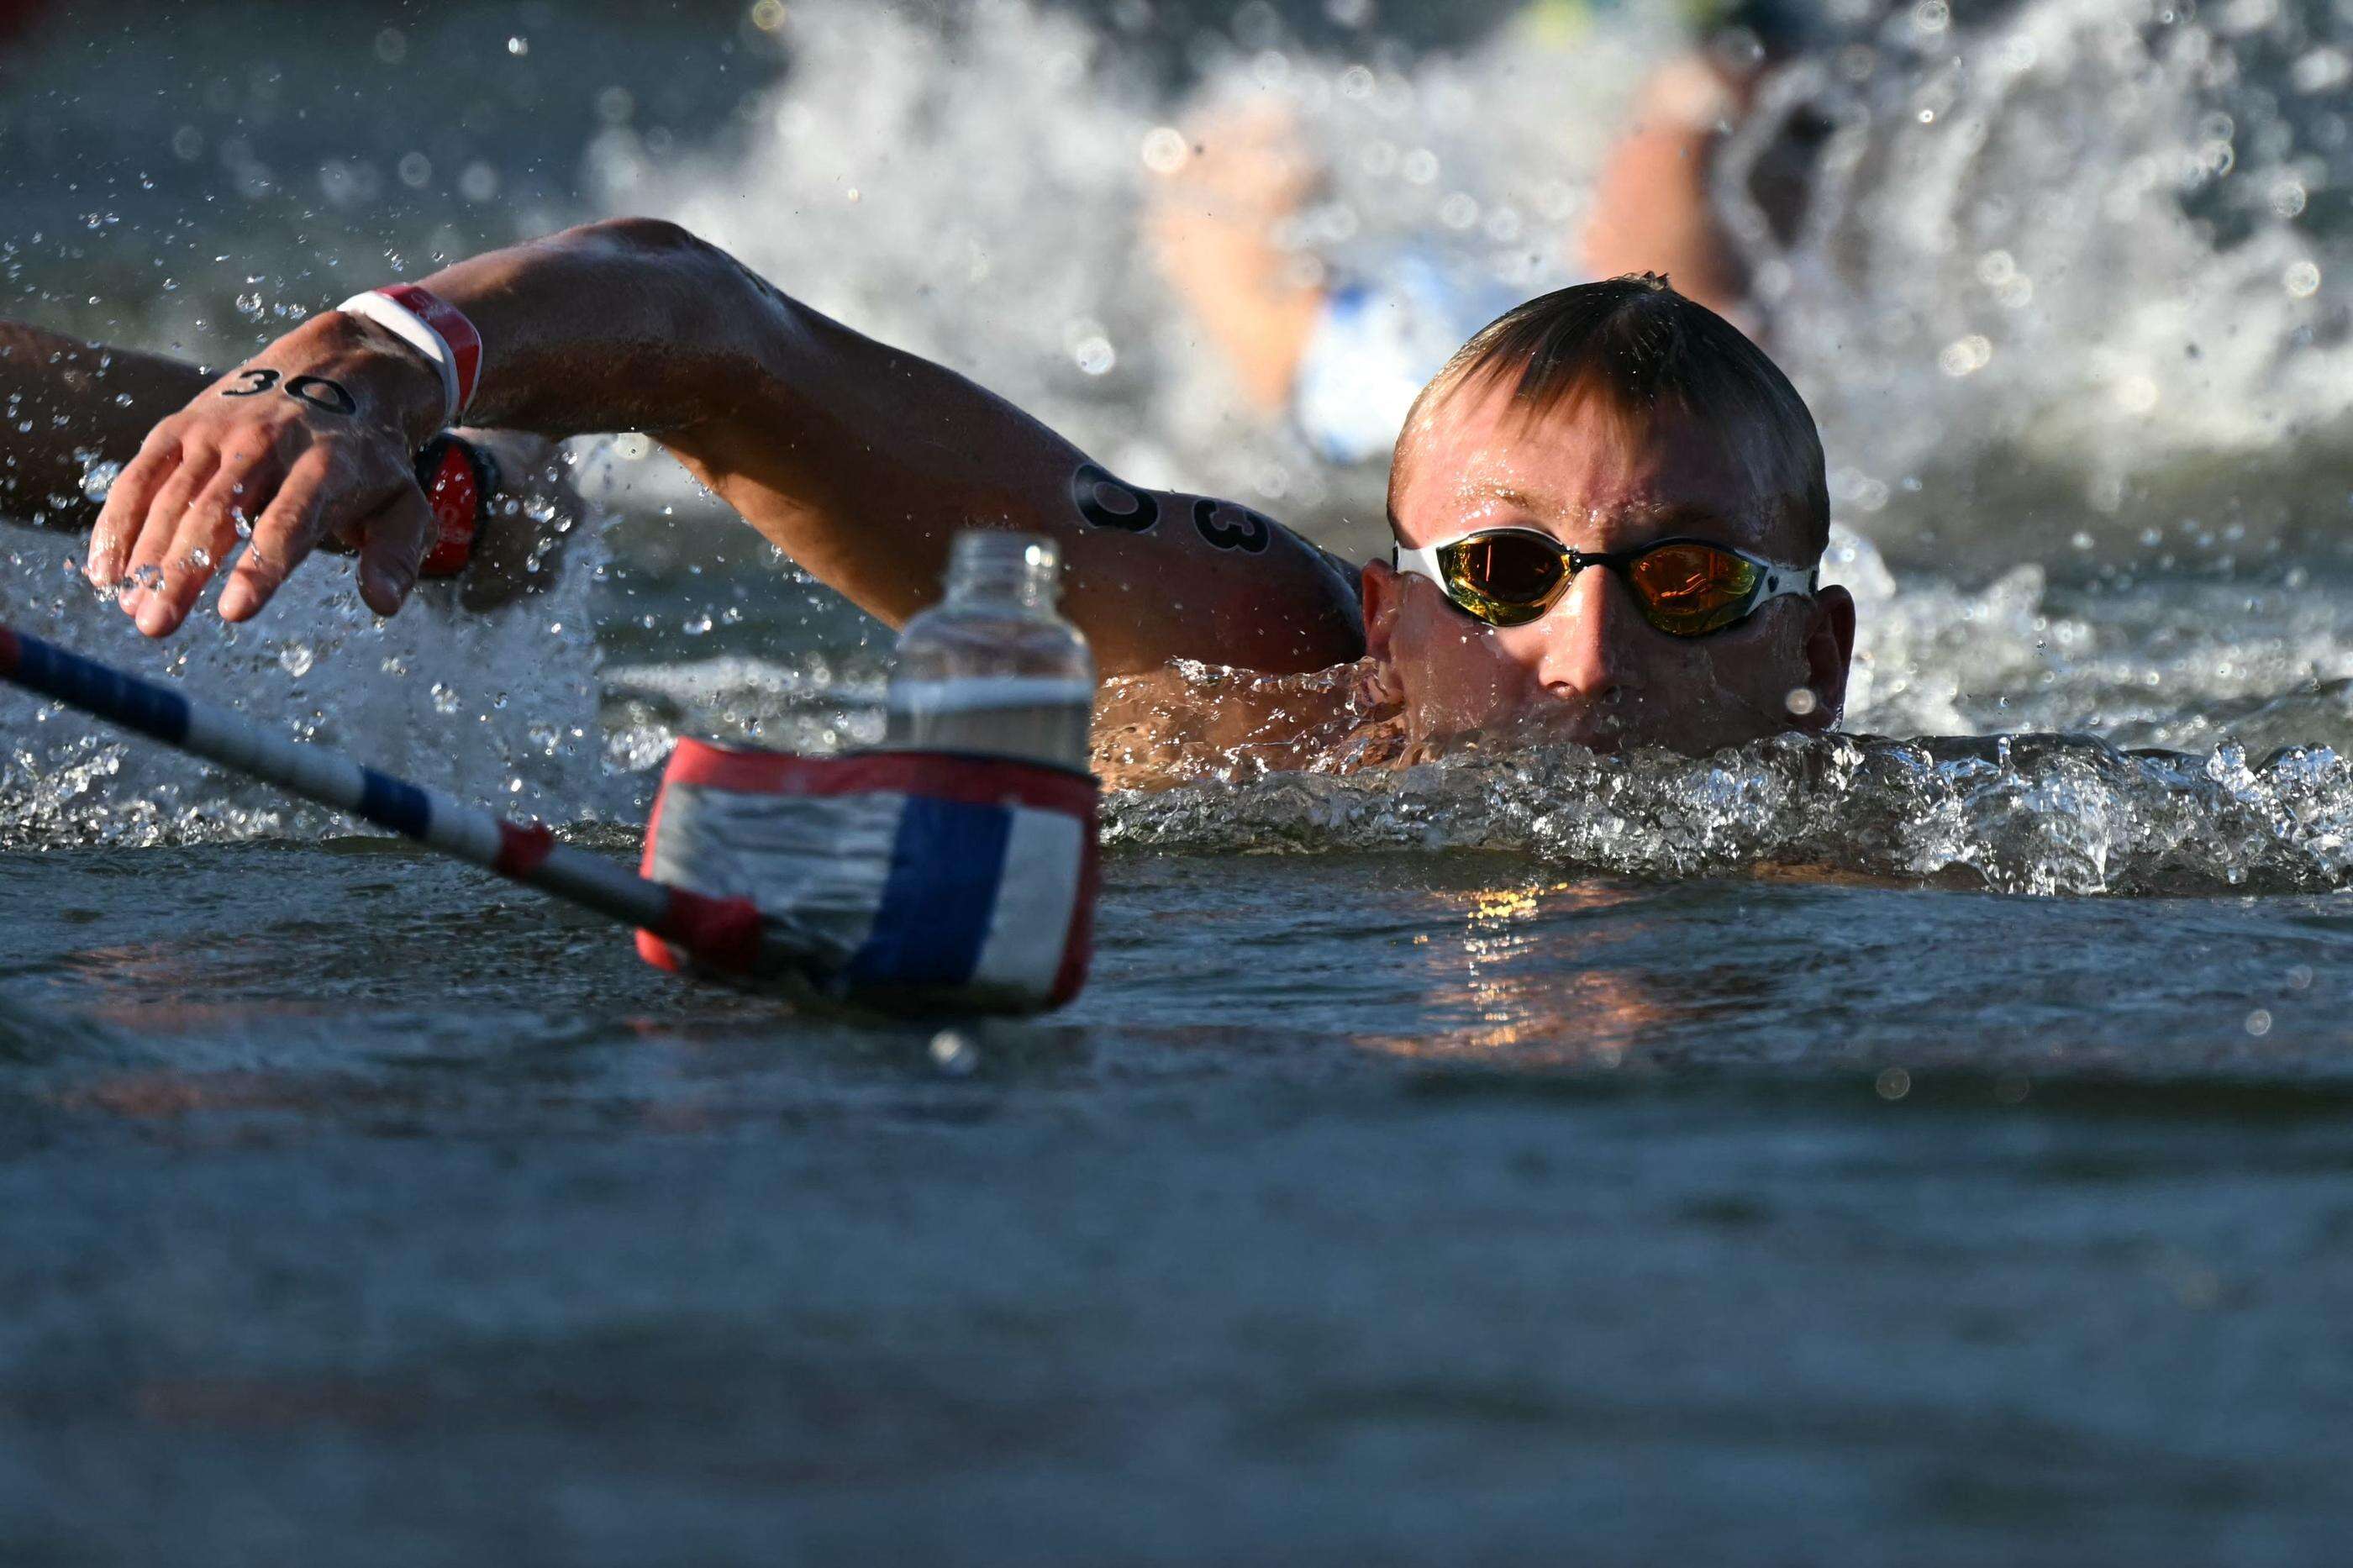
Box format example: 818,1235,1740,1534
884,530,1096,771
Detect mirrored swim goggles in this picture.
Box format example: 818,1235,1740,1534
1392,528,1819,637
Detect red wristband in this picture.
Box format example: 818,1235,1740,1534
378,284,482,415
414,434,492,577
339,283,484,425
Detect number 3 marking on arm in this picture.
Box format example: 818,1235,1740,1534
221,367,281,397
1192,497,1271,554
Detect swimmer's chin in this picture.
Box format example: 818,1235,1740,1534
1412,710,1795,761
1409,716,1628,762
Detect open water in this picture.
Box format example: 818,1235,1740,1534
5,0,2353,1560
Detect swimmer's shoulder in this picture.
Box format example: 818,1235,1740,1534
1280,532,1374,664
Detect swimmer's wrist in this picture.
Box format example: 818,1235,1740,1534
292,311,455,450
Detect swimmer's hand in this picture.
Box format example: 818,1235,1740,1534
84,310,446,636
453,429,583,614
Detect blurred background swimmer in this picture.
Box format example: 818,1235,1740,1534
1146,0,1834,468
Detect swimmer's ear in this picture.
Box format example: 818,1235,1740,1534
1795,585,1856,731
1359,560,1408,705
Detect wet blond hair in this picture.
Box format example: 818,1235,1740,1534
1392,274,1830,555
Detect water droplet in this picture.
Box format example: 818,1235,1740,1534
1140,126,1188,174
929,1029,978,1076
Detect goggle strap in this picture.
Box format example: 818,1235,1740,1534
1392,540,1443,580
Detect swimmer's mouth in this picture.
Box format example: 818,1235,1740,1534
1521,688,1640,755
1440,708,1628,757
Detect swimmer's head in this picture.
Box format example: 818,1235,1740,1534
1363,275,1853,756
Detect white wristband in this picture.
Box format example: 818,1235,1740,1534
334,286,482,428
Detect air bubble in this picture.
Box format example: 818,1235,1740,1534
1140,127,1188,174
929,1029,979,1076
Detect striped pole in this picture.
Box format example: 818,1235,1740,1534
0,623,763,972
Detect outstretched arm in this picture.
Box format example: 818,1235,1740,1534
87,218,1365,675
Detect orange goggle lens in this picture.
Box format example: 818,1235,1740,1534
1624,542,1762,636
1436,534,1571,627
1435,535,1765,637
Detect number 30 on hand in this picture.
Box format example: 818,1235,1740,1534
220,366,359,416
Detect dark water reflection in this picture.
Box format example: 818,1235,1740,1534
4,844,2352,1561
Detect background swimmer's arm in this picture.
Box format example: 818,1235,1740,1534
390,218,1365,675
1578,59,1749,319
1143,102,1326,416
0,324,208,532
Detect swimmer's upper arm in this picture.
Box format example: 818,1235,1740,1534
655,255,1366,676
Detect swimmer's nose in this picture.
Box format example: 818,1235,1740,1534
1532,566,1647,706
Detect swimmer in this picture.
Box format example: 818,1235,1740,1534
4,218,1851,781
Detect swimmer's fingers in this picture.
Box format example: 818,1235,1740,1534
218,450,429,624
215,445,349,624
114,444,222,629
350,481,435,618
85,427,192,592
457,430,571,612
133,444,286,637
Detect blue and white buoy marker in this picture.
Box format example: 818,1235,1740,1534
0,621,765,973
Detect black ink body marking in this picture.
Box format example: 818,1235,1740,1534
1071,462,1158,533
219,368,355,415
285,375,358,415
1192,497,1271,554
